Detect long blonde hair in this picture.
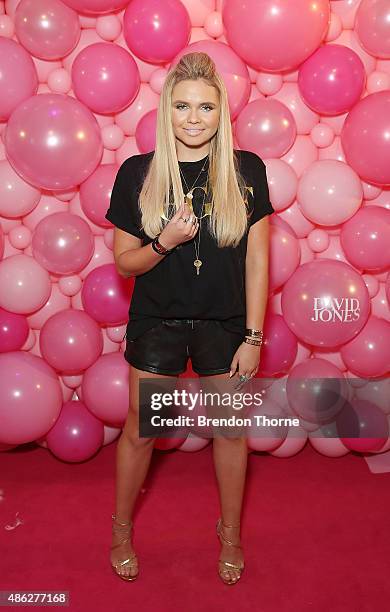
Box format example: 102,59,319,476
138,52,248,248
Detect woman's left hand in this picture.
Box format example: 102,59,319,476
229,342,261,387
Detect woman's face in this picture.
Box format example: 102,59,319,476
171,79,220,156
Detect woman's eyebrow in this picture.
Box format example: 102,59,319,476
172,99,217,105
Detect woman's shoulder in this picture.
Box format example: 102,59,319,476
118,151,154,175
234,148,266,169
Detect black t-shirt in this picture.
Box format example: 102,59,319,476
105,149,274,341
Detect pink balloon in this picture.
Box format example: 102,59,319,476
307,229,329,253
114,83,160,136
32,212,94,275
27,284,70,330
0,308,29,352
259,313,298,376
0,351,62,444
298,44,365,115
0,254,51,314
386,272,390,307
4,93,103,190
46,400,104,462
236,98,296,158
40,309,103,374
123,0,191,64
340,91,390,186
72,42,140,114
263,159,297,212
340,206,390,272
15,0,80,60
355,0,390,59
60,0,129,14
281,259,370,348
270,426,308,457
0,37,38,121
135,109,157,154
80,164,118,227
269,225,300,292
222,0,330,72
0,159,40,218
81,263,133,325
337,399,389,453
309,433,349,457
340,316,390,377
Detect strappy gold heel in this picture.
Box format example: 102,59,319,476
216,517,245,585
110,514,139,581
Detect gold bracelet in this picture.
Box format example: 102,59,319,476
244,337,262,346
245,328,263,336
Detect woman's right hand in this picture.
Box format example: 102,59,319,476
158,202,199,250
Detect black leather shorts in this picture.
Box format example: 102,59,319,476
124,319,244,376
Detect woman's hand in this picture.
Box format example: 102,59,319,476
159,202,199,250
229,342,261,388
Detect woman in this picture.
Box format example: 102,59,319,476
105,52,274,585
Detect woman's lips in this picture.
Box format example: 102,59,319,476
184,128,204,136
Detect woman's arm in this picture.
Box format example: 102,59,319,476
245,216,270,331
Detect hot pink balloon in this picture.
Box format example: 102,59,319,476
61,0,129,14
298,44,365,115
4,94,103,190
355,0,390,60
40,309,103,374
72,42,140,114
0,37,38,121
340,206,390,272
0,254,51,314
337,399,389,453
135,109,157,154
222,0,330,72
32,212,94,275
0,308,29,352
235,98,296,159
123,0,191,64
269,225,301,292
15,0,81,60
81,263,133,325
340,91,390,186
80,164,118,227
0,351,62,445
46,400,104,462
281,259,370,348
259,313,298,376
340,316,390,378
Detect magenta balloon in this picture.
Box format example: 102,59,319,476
222,0,330,72
0,38,38,121
281,259,370,348
123,0,191,64
32,212,94,275
4,94,103,190
46,400,104,462
235,98,296,159
340,316,390,377
81,263,132,325
80,164,118,227
72,43,140,114
15,0,81,61
60,0,129,14
298,44,366,115
135,109,157,154
340,206,390,272
340,91,390,186
0,351,62,445
355,0,390,60
40,309,103,374
259,314,298,376
0,308,29,352
337,399,389,453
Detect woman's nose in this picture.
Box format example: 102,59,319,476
188,108,200,122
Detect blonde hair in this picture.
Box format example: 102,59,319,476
138,52,248,248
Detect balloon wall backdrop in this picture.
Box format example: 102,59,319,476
0,0,389,462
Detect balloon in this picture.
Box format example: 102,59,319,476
47,69,72,95
263,159,297,212
246,400,287,452
340,316,390,378
60,0,129,14
115,83,160,136
340,206,390,272
258,314,298,376
79,164,118,227
135,109,157,154
27,284,71,329
270,425,308,457
355,0,390,60
281,259,370,348
309,431,349,457
0,351,62,444
0,308,29,352
337,398,389,453
0,37,38,121
0,159,40,218
178,432,210,452
0,254,51,314
269,225,301,292
81,263,132,325
307,229,329,253
272,82,318,135
4,94,103,190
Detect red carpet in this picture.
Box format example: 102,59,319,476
0,441,388,612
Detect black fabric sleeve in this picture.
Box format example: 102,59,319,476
248,153,275,226
105,158,143,239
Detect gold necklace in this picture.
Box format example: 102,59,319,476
179,161,209,276
193,187,207,275
179,157,209,208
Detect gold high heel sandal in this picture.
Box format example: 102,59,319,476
111,514,139,581
216,517,245,585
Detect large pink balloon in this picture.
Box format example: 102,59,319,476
61,0,129,14
0,308,29,352
337,399,389,453
298,44,365,115
281,259,370,348
235,98,296,159
0,38,38,121
79,164,118,227
258,313,298,376
355,0,390,60
32,212,94,275
123,0,191,64
72,43,140,114
81,263,133,325
269,225,300,292
4,94,103,190
0,351,62,444
340,316,390,378
222,0,330,72
15,0,80,60
340,206,390,272
0,254,51,314
340,91,390,186
40,309,103,374
135,108,157,154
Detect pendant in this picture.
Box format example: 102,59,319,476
194,259,202,275
185,191,193,207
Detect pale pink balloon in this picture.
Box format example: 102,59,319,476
8,225,31,249
149,68,168,95
310,123,335,148
47,68,72,94
297,160,363,226
331,0,361,29
312,347,347,372
103,424,121,446
181,0,214,27
363,274,379,298
277,201,315,239
269,225,301,292
101,124,124,150
204,11,223,38
281,259,370,348
80,164,118,227
309,433,349,457
340,91,390,186
280,135,318,178
15,0,80,60
270,214,297,238
272,82,319,135
123,0,191,64
246,400,287,452
298,44,365,115
135,108,157,154
81,352,130,427
0,14,15,37
4,94,103,190
355,377,390,414
264,159,297,212
27,284,70,329
325,12,343,42
0,254,51,314
270,425,308,457
0,351,62,445
372,284,390,321
0,160,40,218
178,433,210,452
0,37,38,120
341,316,390,377
355,0,390,60
258,313,298,376
61,0,129,14
0,307,29,352
256,72,283,96
23,193,67,230
340,206,390,272
332,29,376,76
78,236,113,280
367,71,390,94
222,0,330,72
307,229,329,253
236,98,296,159
40,309,103,374
96,14,121,41
72,43,140,115
62,375,83,389
316,235,349,265
115,83,160,136
81,263,133,325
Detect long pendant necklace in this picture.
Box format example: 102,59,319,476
179,156,209,209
